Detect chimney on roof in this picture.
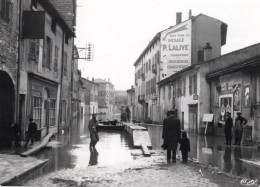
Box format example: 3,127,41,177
203,43,213,61
176,12,182,25
131,85,134,89
189,9,192,19
92,77,94,82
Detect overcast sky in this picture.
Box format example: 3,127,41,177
75,0,260,90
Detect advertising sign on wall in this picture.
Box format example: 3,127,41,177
160,20,192,80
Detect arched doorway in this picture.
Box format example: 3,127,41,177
0,71,15,147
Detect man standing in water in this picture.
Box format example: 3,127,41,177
88,113,99,150
224,112,233,145
162,110,181,163
234,112,247,145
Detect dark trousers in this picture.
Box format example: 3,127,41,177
167,142,178,161
26,132,36,144
181,151,188,162
225,129,232,144
14,134,21,146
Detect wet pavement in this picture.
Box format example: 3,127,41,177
143,124,260,181
1,123,260,186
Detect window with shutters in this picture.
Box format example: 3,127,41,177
54,46,59,72
43,36,52,69
46,37,52,69
32,96,42,128
194,74,197,94
28,39,40,63
49,99,55,126
182,78,186,96
177,79,182,97
0,0,11,23
63,52,68,77
189,76,192,95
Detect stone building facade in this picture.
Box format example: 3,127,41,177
0,0,19,146
94,78,115,121
19,0,75,140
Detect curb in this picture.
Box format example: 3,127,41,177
0,158,49,186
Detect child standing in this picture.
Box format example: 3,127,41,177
179,131,190,163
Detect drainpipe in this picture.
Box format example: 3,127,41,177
58,32,65,134
16,0,22,124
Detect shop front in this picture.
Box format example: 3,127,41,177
28,75,59,140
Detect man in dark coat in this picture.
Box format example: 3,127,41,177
234,112,247,145
224,112,233,145
162,110,181,163
25,118,38,146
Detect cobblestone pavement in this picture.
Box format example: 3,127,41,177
24,150,245,187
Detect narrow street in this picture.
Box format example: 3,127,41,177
3,123,257,186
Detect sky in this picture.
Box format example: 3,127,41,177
75,0,260,91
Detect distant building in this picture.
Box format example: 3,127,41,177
127,86,135,122
81,78,98,132
133,11,227,123
94,78,115,121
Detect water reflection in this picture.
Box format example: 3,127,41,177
89,148,98,166
142,124,260,180
223,146,232,173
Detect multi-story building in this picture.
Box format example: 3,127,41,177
0,0,19,146
126,86,135,122
81,77,98,132
133,11,227,123
94,78,115,121
157,44,214,132
19,0,75,140
71,46,82,132
114,90,127,118
158,41,260,145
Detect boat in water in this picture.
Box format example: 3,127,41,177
98,120,124,131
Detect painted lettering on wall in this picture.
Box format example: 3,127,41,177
160,20,191,79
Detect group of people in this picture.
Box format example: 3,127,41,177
162,110,190,163
225,111,248,145
11,118,38,147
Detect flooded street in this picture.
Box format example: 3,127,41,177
144,124,260,180
16,123,260,186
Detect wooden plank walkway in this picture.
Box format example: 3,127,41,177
132,130,152,147
124,123,152,156
20,133,53,157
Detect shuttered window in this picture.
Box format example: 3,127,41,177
0,0,11,23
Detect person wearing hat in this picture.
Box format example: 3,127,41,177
224,111,233,145
233,112,247,145
88,113,99,150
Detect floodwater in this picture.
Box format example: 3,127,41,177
10,122,260,185
143,124,260,180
